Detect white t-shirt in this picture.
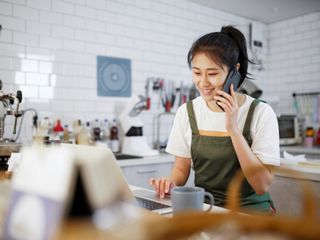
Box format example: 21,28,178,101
166,95,280,166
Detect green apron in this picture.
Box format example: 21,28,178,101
187,99,274,213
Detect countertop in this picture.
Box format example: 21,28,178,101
117,145,320,167
279,145,320,180
117,152,320,181
280,145,320,157
116,153,174,167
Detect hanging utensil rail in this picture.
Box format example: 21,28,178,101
293,92,320,97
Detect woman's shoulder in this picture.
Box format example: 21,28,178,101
243,95,275,115
175,101,189,120
242,96,277,129
177,96,203,113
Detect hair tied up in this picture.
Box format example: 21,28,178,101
220,25,254,84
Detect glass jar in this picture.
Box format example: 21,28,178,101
316,127,320,146
304,127,314,148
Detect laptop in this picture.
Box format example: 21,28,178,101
130,187,172,215
3,144,172,240
65,144,173,215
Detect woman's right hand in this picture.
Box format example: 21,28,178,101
149,177,176,198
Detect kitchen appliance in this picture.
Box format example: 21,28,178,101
249,22,265,71
119,95,158,156
0,80,38,170
278,115,303,146
0,80,23,170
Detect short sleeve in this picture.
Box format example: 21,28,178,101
165,104,192,158
251,103,280,166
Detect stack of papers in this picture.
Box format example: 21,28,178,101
281,151,306,165
281,151,320,169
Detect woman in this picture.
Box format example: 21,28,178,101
149,25,280,213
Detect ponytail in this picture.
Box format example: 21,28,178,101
220,25,253,84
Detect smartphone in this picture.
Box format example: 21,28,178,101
217,68,241,111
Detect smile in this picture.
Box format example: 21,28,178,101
201,89,214,96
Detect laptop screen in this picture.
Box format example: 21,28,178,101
62,144,135,209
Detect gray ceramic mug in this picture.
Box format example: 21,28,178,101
171,186,214,214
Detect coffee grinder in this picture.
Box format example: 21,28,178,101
119,95,158,156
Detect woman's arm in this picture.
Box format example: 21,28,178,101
230,131,274,195
171,156,192,185
215,86,275,195
149,156,191,198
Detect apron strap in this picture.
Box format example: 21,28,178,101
187,101,199,135
242,99,260,145
187,99,261,138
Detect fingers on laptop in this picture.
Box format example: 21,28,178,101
165,181,175,195
159,177,168,198
149,177,175,198
149,177,155,186
149,177,160,195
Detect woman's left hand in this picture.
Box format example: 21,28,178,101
214,84,241,135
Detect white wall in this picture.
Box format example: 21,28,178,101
0,0,267,145
266,11,320,117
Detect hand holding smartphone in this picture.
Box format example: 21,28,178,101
217,68,241,111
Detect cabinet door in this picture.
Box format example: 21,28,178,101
121,163,196,189
269,175,320,218
121,163,173,189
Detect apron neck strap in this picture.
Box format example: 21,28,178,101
187,101,199,135
243,99,261,137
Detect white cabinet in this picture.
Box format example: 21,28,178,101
269,174,320,218
121,162,173,189
120,160,195,189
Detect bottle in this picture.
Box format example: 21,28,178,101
72,119,82,143
100,118,110,140
92,119,101,142
53,119,64,140
86,121,94,142
63,125,70,142
76,121,91,145
110,118,120,153
38,117,51,138
316,127,320,146
304,126,314,148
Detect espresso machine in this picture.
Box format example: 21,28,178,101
0,80,23,170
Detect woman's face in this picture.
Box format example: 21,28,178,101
191,53,229,103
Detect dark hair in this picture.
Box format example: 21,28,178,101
187,25,253,85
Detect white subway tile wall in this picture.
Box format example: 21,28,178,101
2,0,304,146
266,12,320,115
